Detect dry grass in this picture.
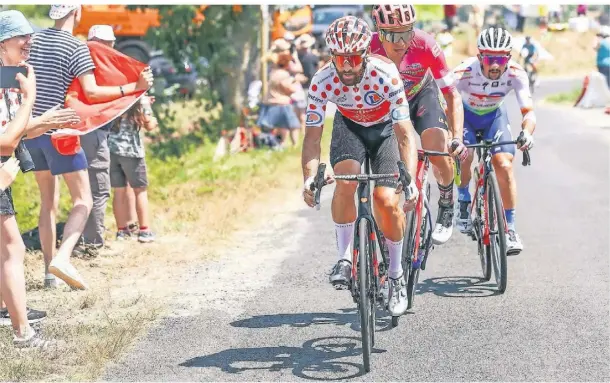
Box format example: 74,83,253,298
447,26,597,78
0,122,331,381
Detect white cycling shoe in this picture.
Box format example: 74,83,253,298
387,276,408,316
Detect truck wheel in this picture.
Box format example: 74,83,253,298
116,40,151,64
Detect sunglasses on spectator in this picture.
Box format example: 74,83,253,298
379,28,415,44
480,54,511,66
332,52,366,70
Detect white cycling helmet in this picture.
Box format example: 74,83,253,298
325,16,372,55
477,27,513,53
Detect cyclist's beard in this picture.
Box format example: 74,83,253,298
486,64,503,80
337,62,366,86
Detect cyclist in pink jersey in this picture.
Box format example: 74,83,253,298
371,4,467,246
301,16,419,316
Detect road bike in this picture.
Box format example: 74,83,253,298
311,157,412,373
465,131,531,293
393,149,456,327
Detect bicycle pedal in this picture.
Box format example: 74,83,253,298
332,281,350,291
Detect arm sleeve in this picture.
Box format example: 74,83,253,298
384,65,411,124
512,67,534,115
70,44,96,78
304,73,328,128
429,39,456,94
451,60,471,93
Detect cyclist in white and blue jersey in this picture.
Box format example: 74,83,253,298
452,27,536,254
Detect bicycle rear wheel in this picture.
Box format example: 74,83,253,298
357,219,373,372
486,172,508,293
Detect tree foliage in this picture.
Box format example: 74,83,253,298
133,5,262,158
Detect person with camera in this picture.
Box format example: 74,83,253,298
0,9,77,349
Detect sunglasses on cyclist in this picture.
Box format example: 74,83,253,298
332,53,365,71
480,54,510,67
379,28,415,44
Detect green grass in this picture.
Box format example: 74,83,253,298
545,87,582,105
12,119,332,234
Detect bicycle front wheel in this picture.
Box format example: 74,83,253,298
486,172,508,293
358,219,373,372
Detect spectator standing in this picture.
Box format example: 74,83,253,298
257,38,302,147
294,33,319,133
444,5,458,32
24,5,153,289
73,25,117,257
0,9,78,349
108,96,156,243
596,26,610,88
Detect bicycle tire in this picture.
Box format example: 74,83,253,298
358,219,373,372
474,193,492,281
407,197,430,310
486,172,508,293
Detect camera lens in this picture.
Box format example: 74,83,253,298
14,140,35,173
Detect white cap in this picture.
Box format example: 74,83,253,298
49,5,80,20
88,25,116,41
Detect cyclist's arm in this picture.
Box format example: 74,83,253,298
386,66,418,177
301,78,328,183
513,67,536,135
429,39,463,142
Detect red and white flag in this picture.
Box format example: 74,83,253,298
52,41,148,136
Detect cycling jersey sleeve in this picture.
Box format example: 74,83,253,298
382,63,411,124
304,68,330,128
510,65,536,122
428,37,456,94
451,59,473,93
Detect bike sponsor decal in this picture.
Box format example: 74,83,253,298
392,105,410,121
306,110,323,126
364,91,383,106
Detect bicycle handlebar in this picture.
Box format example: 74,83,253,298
310,161,412,210
463,131,532,167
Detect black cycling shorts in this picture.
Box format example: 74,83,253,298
409,82,449,136
329,113,399,189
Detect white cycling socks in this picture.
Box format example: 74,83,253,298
386,238,404,279
335,221,355,262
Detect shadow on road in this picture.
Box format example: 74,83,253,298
230,307,403,333
416,276,500,298
179,336,384,380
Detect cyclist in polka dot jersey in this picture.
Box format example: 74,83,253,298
302,16,419,317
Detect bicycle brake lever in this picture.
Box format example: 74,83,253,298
397,161,412,197
313,163,326,210
522,149,531,166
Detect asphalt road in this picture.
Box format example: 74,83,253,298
104,77,609,382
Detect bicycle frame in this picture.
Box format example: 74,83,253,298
468,134,531,246
410,150,432,267
350,158,389,301
470,145,504,246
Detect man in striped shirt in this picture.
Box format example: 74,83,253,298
25,5,153,290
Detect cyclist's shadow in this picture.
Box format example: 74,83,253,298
230,308,398,333
416,276,500,298
179,336,379,381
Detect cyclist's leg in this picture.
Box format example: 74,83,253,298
413,85,454,244
485,105,523,252
328,112,366,287
369,125,408,315
456,106,481,232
